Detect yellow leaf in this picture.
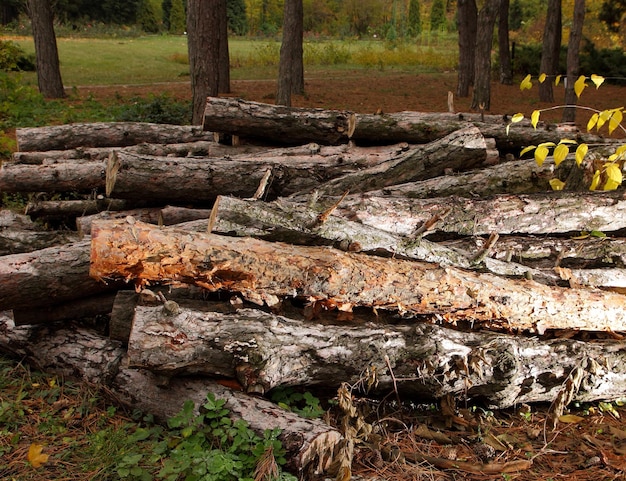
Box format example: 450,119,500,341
553,144,569,166
558,138,577,144
535,145,550,167
590,169,601,190
587,113,598,131
555,74,562,86
28,443,49,468
520,145,536,157
609,109,623,135
574,75,587,98
549,178,566,191
575,144,588,166
520,74,533,91
559,414,585,424
597,109,612,130
538,73,547,83
590,74,605,89
603,178,621,191
616,144,626,158
530,110,540,129
511,113,524,123
606,163,623,185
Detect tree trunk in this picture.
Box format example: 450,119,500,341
124,301,626,408
25,198,132,221
89,218,626,333
0,317,342,475
0,161,105,194
498,0,513,85
539,0,562,102
187,0,221,125
563,0,586,123
471,0,500,111
276,0,304,105
27,0,65,99
217,0,231,94
456,0,477,97
16,122,214,152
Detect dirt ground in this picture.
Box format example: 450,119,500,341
77,70,626,136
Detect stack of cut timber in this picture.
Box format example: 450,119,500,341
2,100,626,477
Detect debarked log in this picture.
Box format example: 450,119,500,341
104,142,419,202
203,96,354,145
15,122,215,152
332,190,626,237
0,240,123,311
89,219,626,333
0,314,341,474
125,301,626,408
0,161,105,193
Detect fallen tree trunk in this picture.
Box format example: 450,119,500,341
0,210,78,254
0,161,105,193
25,198,132,220
89,219,626,333
15,122,216,152
202,97,354,145
0,240,122,311
331,190,626,237
124,301,626,408
0,314,341,475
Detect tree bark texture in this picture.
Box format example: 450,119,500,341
563,0,586,123
124,301,626,408
0,314,341,475
12,292,117,326
89,218,626,333
0,161,105,194
217,0,231,94
456,0,477,97
498,0,513,85
539,0,562,102
15,122,214,152
276,0,304,105
27,0,65,99
471,0,500,111
25,198,132,221
187,0,221,124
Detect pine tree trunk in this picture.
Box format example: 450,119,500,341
539,0,562,102
471,0,500,110
456,0,477,97
563,0,586,123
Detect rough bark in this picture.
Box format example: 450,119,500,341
217,0,230,94
12,292,117,326
202,97,354,145
124,301,626,408
25,198,132,221
470,0,500,110
89,218,626,333
0,209,78,254
103,142,441,202
563,0,586,123
276,0,304,105
539,0,562,102
0,314,341,475
498,0,513,85
0,240,122,311
0,161,105,193
16,122,214,152
333,190,626,237
27,0,65,99
456,0,477,97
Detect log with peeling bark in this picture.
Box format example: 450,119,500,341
89,218,626,333
25,198,132,220
203,96,354,145
0,240,123,311
0,210,79,254
15,122,216,152
11,140,267,164
331,190,626,237
103,142,435,202
0,313,341,475
123,300,626,408
0,161,105,193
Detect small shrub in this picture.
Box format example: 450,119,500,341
0,40,35,72
113,94,191,125
304,42,351,65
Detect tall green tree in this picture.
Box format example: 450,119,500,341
599,0,626,32
169,0,185,34
509,0,523,30
430,0,446,32
408,0,422,36
228,0,248,35
137,0,160,33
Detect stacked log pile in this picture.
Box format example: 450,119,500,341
1,99,626,476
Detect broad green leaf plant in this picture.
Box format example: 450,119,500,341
508,74,626,191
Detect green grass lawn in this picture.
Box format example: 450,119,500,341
11,34,458,88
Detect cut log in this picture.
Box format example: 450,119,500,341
25,198,132,220
202,96,354,145
0,240,122,311
124,301,626,408
0,161,105,193
303,126,489,196
0,210,78,255
0,314,341,475
332,190,626,237
104,143,416,202
15,122,215,152
89,219,626,333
